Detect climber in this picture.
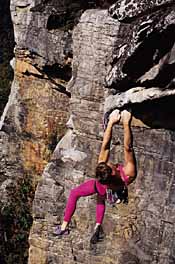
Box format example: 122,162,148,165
54,109,136,243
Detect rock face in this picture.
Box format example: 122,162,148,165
29,1,175,264
0,0,175,263
105,0,175,116
0,0,75,262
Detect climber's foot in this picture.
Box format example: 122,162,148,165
54,225,70,237
90,225,105,244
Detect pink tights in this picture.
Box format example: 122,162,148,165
63,179,106,224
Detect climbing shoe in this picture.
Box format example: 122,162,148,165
54,225,70,237
90,225,105,244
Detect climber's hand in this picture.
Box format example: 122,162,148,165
109,109,121,125
122,110,132,124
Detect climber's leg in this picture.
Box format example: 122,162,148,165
95,194,106,225
90,194,106,244
55,179,96,235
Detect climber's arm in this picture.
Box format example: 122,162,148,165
122,111,136,183
98,121,113,163
98,112,121,163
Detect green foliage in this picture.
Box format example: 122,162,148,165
0,174,35,264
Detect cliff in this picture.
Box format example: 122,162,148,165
0,0,175,263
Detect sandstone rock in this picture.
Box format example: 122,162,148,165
29,6,175,264
104,0,175,124
109,0,174,21
0,0,75,261
106,1,175,93
1,0,175,263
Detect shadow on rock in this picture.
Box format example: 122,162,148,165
130,94,175,132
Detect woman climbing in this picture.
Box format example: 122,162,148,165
54,110,137,243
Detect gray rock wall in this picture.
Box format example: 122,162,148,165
0,0,175,263
29,2,175,264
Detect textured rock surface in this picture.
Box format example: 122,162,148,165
0,0,75,262
1,0,175,263
105,0,175,116
29,3,175,264
109,0,174,21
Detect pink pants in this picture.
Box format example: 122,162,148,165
63,179,106,224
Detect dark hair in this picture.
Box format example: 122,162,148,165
96,162,112,184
